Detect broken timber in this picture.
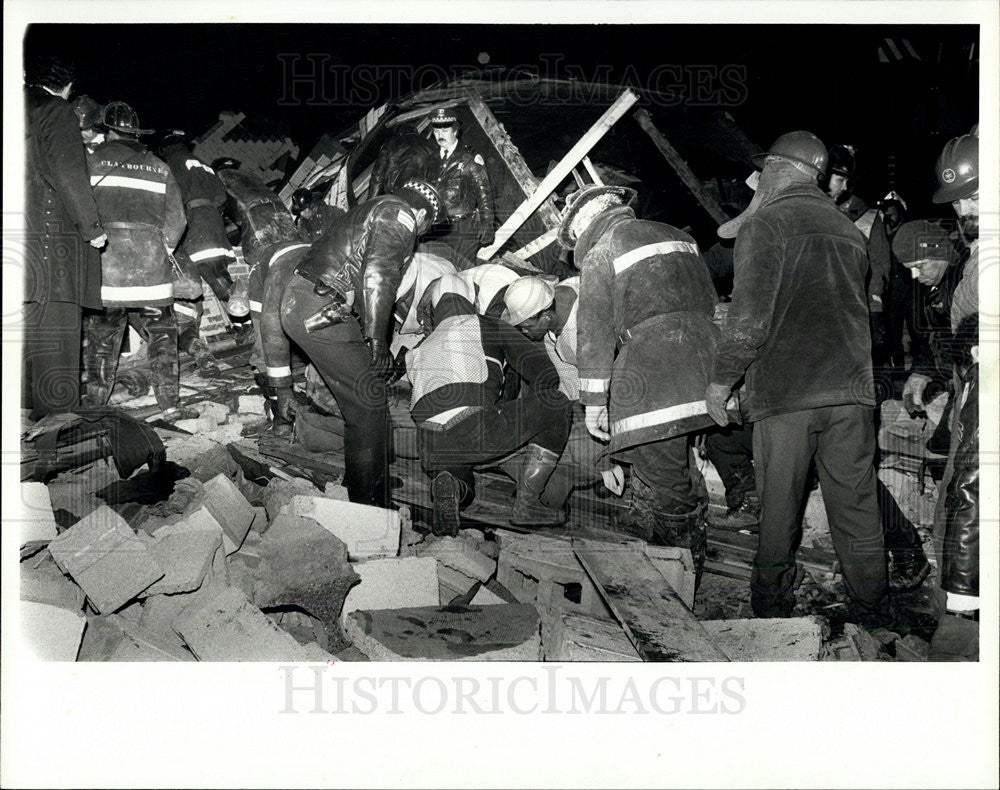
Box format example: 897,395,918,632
632,108,730,226
478,88,640,260
573,538,729,662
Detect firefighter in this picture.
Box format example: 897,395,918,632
429,108,495,266
565,185,721,582
83,101,187,417
408,274,572,534
367,127,439,200
265,180,444,506
158,130,238,376
70,94,105,153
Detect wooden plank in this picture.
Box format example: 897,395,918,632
513,227,559,260
573,537,729,662
632,108,730,226
477,89,639,260
581,156,605,186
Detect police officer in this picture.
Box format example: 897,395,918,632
84,101,187,416
265,180,444,506
429,108,495,265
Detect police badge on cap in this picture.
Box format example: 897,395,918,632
429,108,459,128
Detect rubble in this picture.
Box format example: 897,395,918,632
701,617,824,661
18,482,59,545
201,473,255,553
418,535,496,582
142,529,222,596
21,601,87,661
546,611,642,662
289,495,401,560
48,505,164,614
342,557,439,625
20,551,86,612
345,604,543,661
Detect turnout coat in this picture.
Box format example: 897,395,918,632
87,139,186,307
575,207,720,454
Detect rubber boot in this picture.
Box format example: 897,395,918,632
539,463,575,510
83,354,117,406
269,385,296,438
188,336,222,378
649,502,709,591
431,471,469,537
510,444,565,526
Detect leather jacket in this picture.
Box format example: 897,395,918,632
295,195,419,342
941,363,978,597
367,132,438,200
217,168,301,268
434,144,494,225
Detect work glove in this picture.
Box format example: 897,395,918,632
902,372,932,418
479,223,495,246
367,337,393,380
705,382,732,427
601,464,625,496
584,404,610,442
88,233,108,249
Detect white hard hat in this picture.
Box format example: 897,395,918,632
427,272,476,309
501,276,555,326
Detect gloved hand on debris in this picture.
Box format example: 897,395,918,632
902,372,932,418
584,404,610,441
367,337,393,380
704,382,732,427
601,464,625,496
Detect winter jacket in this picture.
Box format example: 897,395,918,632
434,143,494,226
217,168,301,269
259,242,313,385
367,131,439,200
712,182,874,421
294,196,420,343
576,207,720,453
87,139,186,307
839,194,890,313
408,294,562,426
941,362,978,597
161,144,234,270
24,85,104,308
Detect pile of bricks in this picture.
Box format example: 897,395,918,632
192,111,299,186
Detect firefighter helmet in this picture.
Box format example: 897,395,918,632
752,131,828,176
828,144,857,178
932,133,978,204
211,157,242,172
291,188,314,215
101,101,153,136
557,185,637,251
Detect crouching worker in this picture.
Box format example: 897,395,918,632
502,275,627,509
268,180,443,507
409,274,572,535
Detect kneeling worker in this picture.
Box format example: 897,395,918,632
409,274,572,535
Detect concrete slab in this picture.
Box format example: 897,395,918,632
470,585,507,605
20,551,85,612
18,482,59,545
108,616,196,662
643,545,696,610
201,474,255,554
546,611,641,662
346,604,542,661
342,557,438,625
701,616,824,661
142,530,222,596
21,600,86,661
419,536,496,582
290,495,400,560
48,505,164,614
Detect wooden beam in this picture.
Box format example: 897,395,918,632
573,537,729,662
581,156,604,186
513,227,559,260
477,89,639,260
632,108,730,226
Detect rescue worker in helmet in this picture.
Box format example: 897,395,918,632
291,187,341,242
83,101,188,417
71,95,105,153
408,273,572,535
428,108,496,266
262,180,443,506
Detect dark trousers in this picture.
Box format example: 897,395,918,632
437,215,480,268
629,434,701,513
84,305,179,410
22,300,83,418
418,389,571,498
174,299,204,354
281,275,391,507
704,422,755,508
751,404,888,617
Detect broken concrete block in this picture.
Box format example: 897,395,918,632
895,634,930,662
436,565,479,598
644,545,696,610
843,622,882,661
300,642,338,662
153,505,225,539
20,551,85,612
470,585,507,605
333,646,371,662
346,604,542,661
249,507,268,535
238,394,266,414
21,600,86,661
342,557,438,625
142,529,222,596
546,611,642,662
174,587,310,662
460,529,499,560
77,616,128,661
201,474,255,554
323,483,350,500
192,400,231,425
419,536,496,582
18,482,59,545
109,616,195,662
48,505,164,614
254,514,360,652
701,617,824,661
139,543,230,640
262,477,320,521
290,495,400,560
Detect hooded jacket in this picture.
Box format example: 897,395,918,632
712,170,874,421
87,138,186,307
576,206,720,452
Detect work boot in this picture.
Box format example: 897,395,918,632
539,463,575,510
708,492,760,532
267,385,297,439
431,471,468,537
510,444,565,527
888,548,932,593
927,611,979,661
188,337,221,378
649,502,709,589
83,355,117,406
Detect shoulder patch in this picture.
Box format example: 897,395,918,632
474,154,485,166
396,209,416,233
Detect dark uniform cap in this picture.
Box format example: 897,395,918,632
429,107,459,128
395,179,445,225
828,144,857,178
211,157,242,172
891,219,957,266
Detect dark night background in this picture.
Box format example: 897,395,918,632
24,23,979,231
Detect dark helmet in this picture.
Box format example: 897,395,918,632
933,133,978,204
157,129,189,157
71,95,104,130
752,131,828,176
211,157,242,172
827,144,856,178
291,188,314,215
101,101,153,136
394,179,445,225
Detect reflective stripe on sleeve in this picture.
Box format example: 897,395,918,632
248,300,263,313
611,400,709,436
189,247,236,262
612,241,699,275
267,366,292,378
579,377,610,393
101,282,173,301
174,303,199,318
